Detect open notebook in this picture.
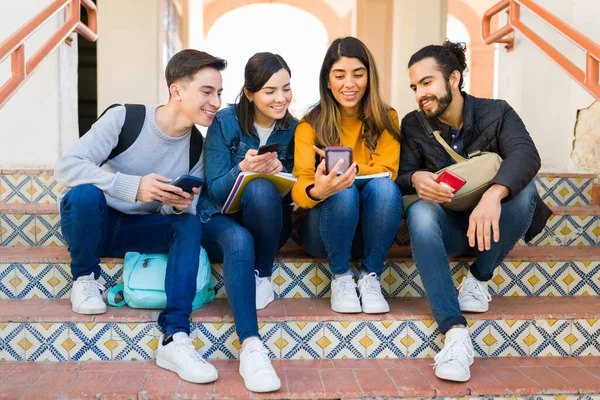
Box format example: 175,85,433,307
221,172,297,214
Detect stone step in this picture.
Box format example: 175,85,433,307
1,247,600,300
1,297,600,362
1,203,600,248
2,357,600,399
1,170,597,207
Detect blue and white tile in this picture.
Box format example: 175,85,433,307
386,261,426,298
451,262,468,287
315,263,333,298
24,323,69,361
0,174,31,203
406,320,443,358
564,215,598,247
323,322,366,359
492,261,536,297
526,215,566,247
30,175,60,204
68,322,112,361
570,319,600,357
365,321,407,359
0,323,27,361
561,177,593,206
533,261,570,296
278,262,317,298
14,263,55,299
35,214,65,246
53,264,74,299
98,262,123,292
468,320,491,357
569,261,600,296
281,322,324,360
535,176,564,207
258,322,282,359
210,263,226,299
193,322,238,360
488,320,530,357
0,263,16,299
529,319,571,357
0,214,37,246
111,323,156,361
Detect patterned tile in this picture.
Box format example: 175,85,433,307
52,264,73,298
0,214,37,246
488,320,530,357
97,262,123,292
394,219,410,246
492,261,536,297
323,322,366,359
68,322,112,361
526,215,565,247
0,174,31,203
0,323,27,361
365,321,407,358
468,320,491,357
30,175,61,204
563,215,598,246
281,322,324,359
385,261,425,298
570,319,600,356
24,323,69,361
314,263,332,298
535,176,564,207
259,322,282,359
561,177,593,206
14,263,55,299
533,261,570,296
0,263,16,299
277,262,317,298
529,319,571,356
406,320,443,358
35,214,65,246
111,323,156,361
193,322,238,360
210,263,226,299
569,261,600,296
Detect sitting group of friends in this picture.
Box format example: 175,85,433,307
54,37,551,392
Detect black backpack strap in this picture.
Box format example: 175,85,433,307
107,104,146,160
189,125,204,171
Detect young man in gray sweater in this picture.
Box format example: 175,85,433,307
54,49,225,384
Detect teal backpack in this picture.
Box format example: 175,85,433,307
107,248,214,309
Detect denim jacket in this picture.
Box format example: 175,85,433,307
197,105,297,222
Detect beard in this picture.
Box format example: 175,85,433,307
421,80,453,119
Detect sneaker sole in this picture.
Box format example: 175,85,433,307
240,372,281,393
459,304,489,313
435,370,470,382
256,294,275,310
72,305,107,315
331,304,362,313
156,357,218,384
362,304,390,314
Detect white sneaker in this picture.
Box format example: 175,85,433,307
239,339,281,393
458,276,492,312
357,272,389,313
255,271,275,310
70,272,107,315
156,332,218,384
330,274,361,313
433,327,475,382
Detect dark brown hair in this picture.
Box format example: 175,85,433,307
408,39,468,90
165,49,227,88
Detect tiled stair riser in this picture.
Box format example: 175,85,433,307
2,317,600,362
2,260,600,300
1,174,595,206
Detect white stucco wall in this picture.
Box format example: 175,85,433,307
496,0,600,172
0,0,79,168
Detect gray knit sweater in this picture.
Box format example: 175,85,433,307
54,105,204,215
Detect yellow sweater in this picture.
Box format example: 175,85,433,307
292,111,400,209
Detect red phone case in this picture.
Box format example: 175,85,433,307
325,146,353,175
436,170,466,192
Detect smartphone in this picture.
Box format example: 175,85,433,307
436,170,467,192
257,142,279,155
325,146,353,175
171,174,205,194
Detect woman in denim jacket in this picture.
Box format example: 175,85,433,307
198,52,297,393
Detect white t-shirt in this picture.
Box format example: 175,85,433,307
254,122,275,146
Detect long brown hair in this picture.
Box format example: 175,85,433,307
305,37,400,151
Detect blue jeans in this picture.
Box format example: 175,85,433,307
60,184,202,336
299,178,402,277
406,181,538,333
201,179,292,343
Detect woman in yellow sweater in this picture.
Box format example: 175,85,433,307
292,37,402,314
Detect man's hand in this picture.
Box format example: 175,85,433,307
411,171,454,203
467,184,510,251
308,146,357,200
239,149,279,174
164,186,200,212
137,173,191,203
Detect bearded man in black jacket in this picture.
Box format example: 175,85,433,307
396,40,552,383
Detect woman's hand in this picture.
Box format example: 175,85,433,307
308,146,357,200
239,149,279,174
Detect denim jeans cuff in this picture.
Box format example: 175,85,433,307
238,332,262,345
469,263,494,282
163,328,190,337
332,269,354,280
438,316,468,334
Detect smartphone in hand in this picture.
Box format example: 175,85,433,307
435,170,466,192
257,142,279,155
325,146,353,175
171,175,205,194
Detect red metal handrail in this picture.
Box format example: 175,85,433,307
482,0,600,101
0,0,98,109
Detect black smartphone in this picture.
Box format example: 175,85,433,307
325,146,353,175
257,142,279,155
171,175,205,194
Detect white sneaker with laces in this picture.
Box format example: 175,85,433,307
433,327,475,382
330,274,361,313
239,338,281,392
458,276,492,312
70,272,107,315
255,270,275,310
156,332,218,383
357,272,389,313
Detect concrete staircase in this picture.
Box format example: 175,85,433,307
1,169,600,399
